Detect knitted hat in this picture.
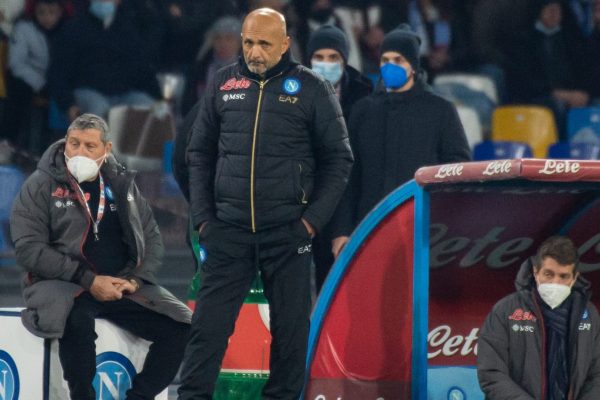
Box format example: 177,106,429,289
307,25,349,63
380,23,422,70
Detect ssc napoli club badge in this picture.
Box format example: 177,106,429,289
283,78,301,95
93,352,137,398
0,350,19,400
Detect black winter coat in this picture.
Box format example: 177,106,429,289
331,80,470,237
478,259,600,400
187,53,353,233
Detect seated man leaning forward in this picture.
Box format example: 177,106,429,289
10,113,191,400
477,236,600,400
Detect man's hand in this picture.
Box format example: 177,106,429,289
198,221,208,235
301,218,315,238
116,279,139,295
89,275,128,301
332,236,350,259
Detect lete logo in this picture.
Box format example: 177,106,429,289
434,164,464,179
539,160,580,175
508,308,537,322
0,351,19,400
93,352,136,400
220,78,251,91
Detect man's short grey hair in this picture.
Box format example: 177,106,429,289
66,113,110,143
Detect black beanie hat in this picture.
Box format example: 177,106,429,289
307,25,349,63
380,23,422,70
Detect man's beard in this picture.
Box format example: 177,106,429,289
247,60,267,76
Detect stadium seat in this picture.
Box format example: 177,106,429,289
0,165,25,266
456,105,484,150
567,107,600,144
108,104,175,171
547,142,600,160
433,74,497,131
491,105,558,158
48,100,70,132
472,140,533,161
433,73,499,104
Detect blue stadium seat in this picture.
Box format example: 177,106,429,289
0,165,25,266
567,107,600,144
473,140,533,161
548,142,600,160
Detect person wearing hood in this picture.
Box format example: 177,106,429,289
478,236,600,400
330,24,470,258
10,114,191,400
306,24,372,291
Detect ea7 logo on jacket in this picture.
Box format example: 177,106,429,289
508,308,537,322
278,95,298,104
220,78,251,91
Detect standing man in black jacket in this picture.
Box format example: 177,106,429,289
177,7,353,400
330,24,470,257
306,24,372,292
478,236,600,399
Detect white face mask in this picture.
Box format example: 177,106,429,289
65,153,105,183
537,282,572,309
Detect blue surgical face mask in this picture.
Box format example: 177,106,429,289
89,1,116,21
311,61,344,85
380,63,410,90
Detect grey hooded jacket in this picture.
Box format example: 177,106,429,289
477,258,600,399
10,140,191,338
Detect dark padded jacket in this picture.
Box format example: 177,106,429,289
477,258,600,400
187,53,353,233
10,140,191,338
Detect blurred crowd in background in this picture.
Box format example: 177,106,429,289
0,0,599,162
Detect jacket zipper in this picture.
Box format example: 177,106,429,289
532,293,547,400
69,177,97,273
299,163,307,204
248,73,282,232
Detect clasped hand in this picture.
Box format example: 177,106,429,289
89,275,138,301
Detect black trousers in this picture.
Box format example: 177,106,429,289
59,292,189,400
178,219,313,400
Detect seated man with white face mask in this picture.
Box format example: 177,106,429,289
10,113,191,400
478,236,600,400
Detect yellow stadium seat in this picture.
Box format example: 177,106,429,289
491,106,558,158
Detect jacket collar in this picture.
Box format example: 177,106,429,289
239,51,295,81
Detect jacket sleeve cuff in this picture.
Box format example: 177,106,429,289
80,270,96,290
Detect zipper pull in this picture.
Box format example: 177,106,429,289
93,224,99,241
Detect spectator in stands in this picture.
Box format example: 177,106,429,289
149,0,240,72
331,24,470,257
177,8,352,399
2,0,67,155
306,24,372,290
507,0,590,138
471,0,539,103
47,0,161,121
0,0,25,38
10,113,191,400
478,236,600,399
294,0,362,68
182,16,241,115
585,0,600,104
